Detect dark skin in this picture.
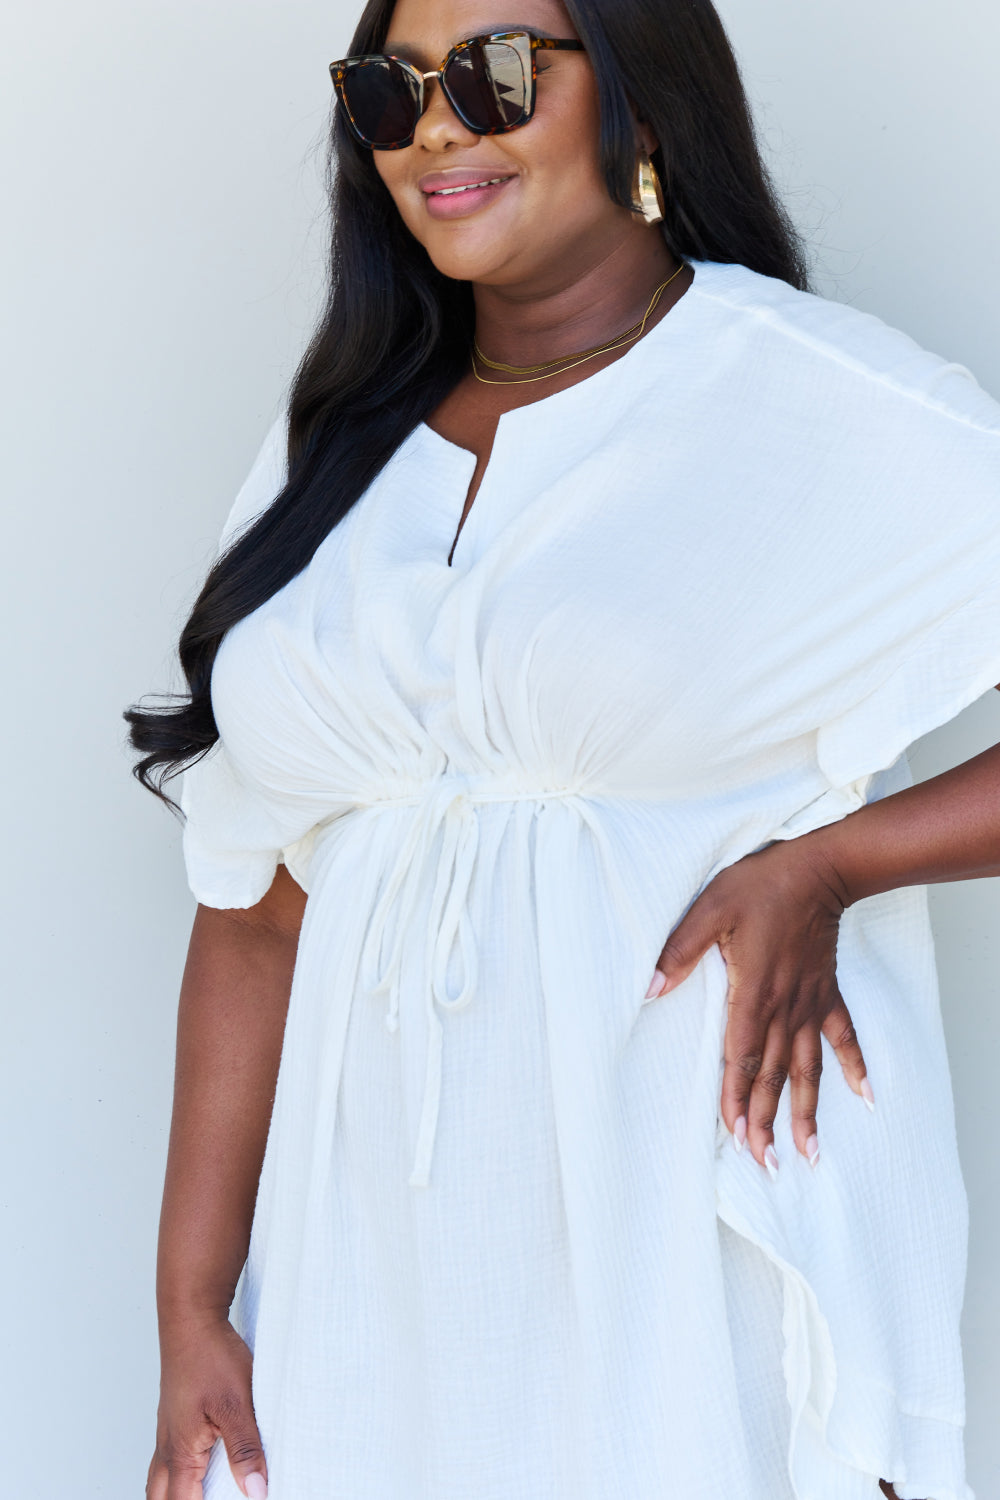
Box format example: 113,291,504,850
437,242,689,560
149,872,304,1500
147,3,998,1497
375,1,695,560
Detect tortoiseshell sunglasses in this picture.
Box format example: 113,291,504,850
329,30,586,151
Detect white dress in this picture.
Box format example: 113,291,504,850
180,259,1000,1500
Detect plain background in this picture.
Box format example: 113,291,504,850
1,1,997,1494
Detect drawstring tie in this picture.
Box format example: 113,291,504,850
358,776,575,1189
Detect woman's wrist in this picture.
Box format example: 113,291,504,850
792,741,1000,908
156,1252,246,1338
157,1287,238,1347
796,804,892,909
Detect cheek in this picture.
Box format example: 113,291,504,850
372,153,403,204
372,153,423,236
529,67,606,180
518,90,610,223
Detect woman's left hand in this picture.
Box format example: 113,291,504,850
645,835,874,1174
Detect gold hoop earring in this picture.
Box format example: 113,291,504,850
633,149,665,226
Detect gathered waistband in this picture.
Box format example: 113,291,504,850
323,773,600,1190
353,772,586,811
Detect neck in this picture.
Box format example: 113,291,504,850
471,231,680,369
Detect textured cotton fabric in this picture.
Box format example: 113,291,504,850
182,259,1000,1500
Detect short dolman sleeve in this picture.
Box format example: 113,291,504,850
179,410,296,909
804,354,1000,791
683,266,1000,821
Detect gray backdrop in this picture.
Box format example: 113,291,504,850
1,1,997,1494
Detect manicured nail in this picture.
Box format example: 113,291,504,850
806,1134,820,1168
860,1078,876,1113
645,969,667,1000
245,1474,268,1500
732,1115,747,1153
764,1145,780,1181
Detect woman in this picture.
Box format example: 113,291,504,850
128,1,1000,1497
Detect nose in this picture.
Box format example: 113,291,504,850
413,71,479,151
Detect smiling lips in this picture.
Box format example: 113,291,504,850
435,177,506,195
419,170,516,219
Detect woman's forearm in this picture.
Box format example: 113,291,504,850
156,871,304,1334
806,740,1000,907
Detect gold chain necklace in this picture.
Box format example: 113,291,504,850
471,261,687,387
476,290,661,374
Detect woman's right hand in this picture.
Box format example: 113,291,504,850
146,1316,268,1500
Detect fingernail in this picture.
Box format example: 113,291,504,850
644,969,667,1000
806,1134,820,1168
732,1115,747,1153
860,1078,876,1113
764,1145,779,1181
245,1474,268,1500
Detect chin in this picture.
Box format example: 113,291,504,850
419,231,519,286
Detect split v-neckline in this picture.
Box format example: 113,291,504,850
422,261,704,571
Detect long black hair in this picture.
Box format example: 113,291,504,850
125,0,809,805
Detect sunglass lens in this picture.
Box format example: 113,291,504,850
340,57,420,146
444,40,529,132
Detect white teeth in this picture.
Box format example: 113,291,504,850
435,178,505,195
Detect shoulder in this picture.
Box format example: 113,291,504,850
216,406,290,555
686,258,1000,436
